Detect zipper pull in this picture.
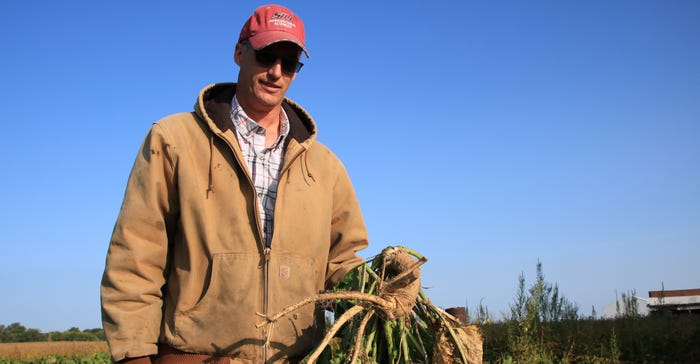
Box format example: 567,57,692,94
264,247,271,263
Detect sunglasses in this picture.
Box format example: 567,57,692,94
245,42,304,74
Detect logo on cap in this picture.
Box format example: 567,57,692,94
270,12,295,29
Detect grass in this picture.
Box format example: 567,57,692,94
0,341,108,362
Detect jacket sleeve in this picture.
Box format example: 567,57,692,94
325,159,369,288
100,124,178,362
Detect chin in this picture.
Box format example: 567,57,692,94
254,94,284,108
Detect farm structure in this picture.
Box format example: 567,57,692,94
647,288,700,315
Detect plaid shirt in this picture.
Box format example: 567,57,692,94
231,95,289,246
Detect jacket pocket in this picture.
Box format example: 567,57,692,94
266,253,321,358
172,252,262,356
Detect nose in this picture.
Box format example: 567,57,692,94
266,60,283,79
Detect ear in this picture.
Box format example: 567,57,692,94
234,42,244,66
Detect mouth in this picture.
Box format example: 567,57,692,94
259,79,281,93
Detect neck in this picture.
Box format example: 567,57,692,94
237,100,281,129
237,99,282,148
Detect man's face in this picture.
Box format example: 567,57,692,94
235,41,301,113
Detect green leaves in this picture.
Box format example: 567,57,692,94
314,246,482,364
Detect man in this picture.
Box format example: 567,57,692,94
100,4,369,363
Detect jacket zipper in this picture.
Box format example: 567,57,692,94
263,246,271,362
213,131,271,361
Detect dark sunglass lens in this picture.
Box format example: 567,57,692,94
254,49,302,74
255,51,277,66
281,59,299,74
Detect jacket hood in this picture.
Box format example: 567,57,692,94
193,83,317,147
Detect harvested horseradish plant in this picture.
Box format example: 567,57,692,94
257,246,483,363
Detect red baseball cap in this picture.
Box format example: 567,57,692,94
238,4,309,57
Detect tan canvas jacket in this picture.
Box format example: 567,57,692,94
100,83,368,363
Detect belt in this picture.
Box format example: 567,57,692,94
154,344,232,364
153,344,301,364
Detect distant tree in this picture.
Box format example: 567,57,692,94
616,289,641,319
83,328,106,341
1,322,27,342
0,322,47,342
50,327,102,341
1,323,104,342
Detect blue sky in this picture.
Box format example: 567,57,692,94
1,1,698,331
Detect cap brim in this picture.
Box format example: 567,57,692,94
249,31,310,57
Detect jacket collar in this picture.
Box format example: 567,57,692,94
195,83,316,146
